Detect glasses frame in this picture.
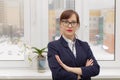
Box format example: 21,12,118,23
61,20,78,27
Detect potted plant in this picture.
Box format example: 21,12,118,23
29,47,47,72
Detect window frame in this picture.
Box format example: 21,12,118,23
75,0,120,68
0,0,49,68
1,0,120,68
0,0,31,68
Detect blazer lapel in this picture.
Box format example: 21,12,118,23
75,40,81,66
59,36,76,61
75,40,87,66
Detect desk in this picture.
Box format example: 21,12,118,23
0,68,120,80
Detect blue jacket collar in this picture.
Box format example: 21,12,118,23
59,36,68,48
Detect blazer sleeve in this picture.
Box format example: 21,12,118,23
47,42,77,80
81,42,100,78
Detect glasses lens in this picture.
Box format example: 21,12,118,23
71,22,77,26
62,21,69,26
62,20,77,27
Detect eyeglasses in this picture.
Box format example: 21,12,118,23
61,20,78,27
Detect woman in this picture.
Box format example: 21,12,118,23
47,10,100,80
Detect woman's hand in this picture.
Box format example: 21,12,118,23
86,59,93,66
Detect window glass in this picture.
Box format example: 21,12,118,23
0,0,24,60
48,0,75,41
88,0,115,60
48,0,115,61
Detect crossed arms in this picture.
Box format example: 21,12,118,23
55,55,94,79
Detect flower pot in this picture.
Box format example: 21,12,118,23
37,56,46,73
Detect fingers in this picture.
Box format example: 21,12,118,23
89,59,93,66
86,59,94,66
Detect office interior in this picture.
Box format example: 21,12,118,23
0,0,120,80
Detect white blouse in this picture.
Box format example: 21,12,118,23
63,35,76,58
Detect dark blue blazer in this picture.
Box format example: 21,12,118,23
47,36,100,80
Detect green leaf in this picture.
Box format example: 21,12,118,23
32,47,47,57
28,57,32,62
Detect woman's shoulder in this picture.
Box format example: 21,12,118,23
76,39,87,44
76,39,89,47
48,39,60,46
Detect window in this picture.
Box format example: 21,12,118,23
1,0,119,68
48,0,120,67
75,0,115,61
48,0,115,61
0,0,31,68
75,0,120,67
88,0,115,60
0,0,24,60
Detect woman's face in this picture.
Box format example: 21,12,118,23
60,14,79,39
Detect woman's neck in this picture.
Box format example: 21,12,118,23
63,35,75,41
